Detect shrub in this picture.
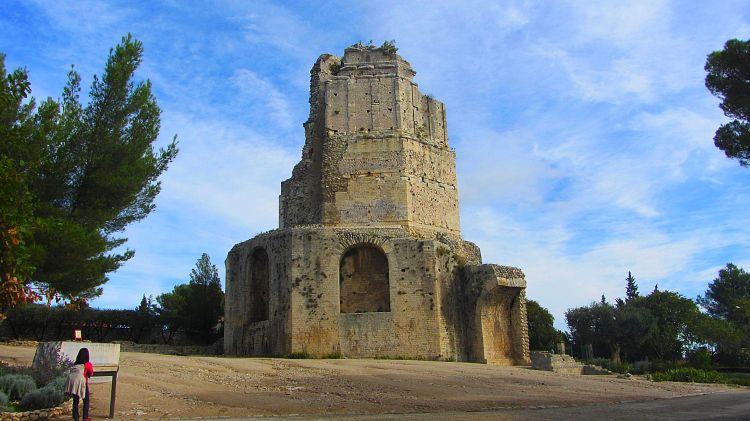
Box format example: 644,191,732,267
0,390,8,408
30,348,73,387
630,360,652,374
687,349,713,370
584,358,630,374
46,376,68,393
0,374,37,400
649,368,728,384
607,361,631,374
19,386,64,411
724,372,750,386
322,351,343,359
285,352,311,359
0,362,9,377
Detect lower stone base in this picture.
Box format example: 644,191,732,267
225,226,530,364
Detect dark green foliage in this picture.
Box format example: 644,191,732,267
19,385,64,410
2,303,158,343
526,299,558,351
625,271,639,302
0,54,38,314
380,40,398,56
0,390,7,408
587,358,631,374
705,39,750,166
285,352,311,359
566,288,701,362
156,253,224,344
1,34,178,302
322,351,344,359
0,374,37,400
631,290,701,361
687,348,713,370
132,294,157,343
696,263,750,365
565,301,617,359
649,368,728,384
723,372,750,386
697,263,750,323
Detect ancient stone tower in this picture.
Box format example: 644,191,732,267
225,43,530,365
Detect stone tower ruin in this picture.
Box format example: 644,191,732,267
225,43,530,365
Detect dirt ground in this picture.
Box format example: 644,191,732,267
0,344,739,420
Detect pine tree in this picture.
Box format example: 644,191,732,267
625,271,639,302
1,34,178,302
190,253,221,286
157,254,224,344
705,38,750,167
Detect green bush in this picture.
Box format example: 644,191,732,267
607,361,631,374
0,390,8,408
0,362,10,377
285,352,311,359
19,386,64,411
687,349,713,370
584,358,630,374
0,374,37,400
322,351,343,359
630,360,652,374
724,372,750,386
649,368,728,384
46,376,68,393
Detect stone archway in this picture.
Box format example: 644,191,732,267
247,247,269,322
339,244,390,313
477,286,517,364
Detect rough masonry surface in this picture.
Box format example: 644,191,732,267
225,43,530,364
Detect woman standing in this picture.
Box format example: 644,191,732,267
65,348,94,421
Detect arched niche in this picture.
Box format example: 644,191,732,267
339,244,390,313
247,247,270,322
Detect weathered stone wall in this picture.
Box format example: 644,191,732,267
225,230,294,356
227,43,530,365
279,44,459,238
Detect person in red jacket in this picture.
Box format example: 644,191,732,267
65,348,94,421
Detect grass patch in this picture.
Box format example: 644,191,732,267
322,352,344,359
649,368,728,384
724,372,750,386
285,352,311,359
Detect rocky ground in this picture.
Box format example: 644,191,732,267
0,344,740,420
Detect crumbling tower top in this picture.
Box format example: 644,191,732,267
279,43,459,238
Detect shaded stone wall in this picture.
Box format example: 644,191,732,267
224,230,294,356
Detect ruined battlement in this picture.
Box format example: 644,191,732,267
280,43,456,235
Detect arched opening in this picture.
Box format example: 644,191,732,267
247,247,269,322
339,244,390,313
478,287,515,364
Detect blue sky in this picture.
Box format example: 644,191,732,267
2,0,749,329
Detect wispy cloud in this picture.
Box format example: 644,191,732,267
231,69,294,129
2,0,749,328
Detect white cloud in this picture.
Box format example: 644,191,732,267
158,111,297,231
5,0,749,322
231,69,294,129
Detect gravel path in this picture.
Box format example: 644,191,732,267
0,344,741,420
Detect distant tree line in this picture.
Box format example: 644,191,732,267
0,253,224,346
562,264,750,368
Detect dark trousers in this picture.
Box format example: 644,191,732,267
72,383,90,421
